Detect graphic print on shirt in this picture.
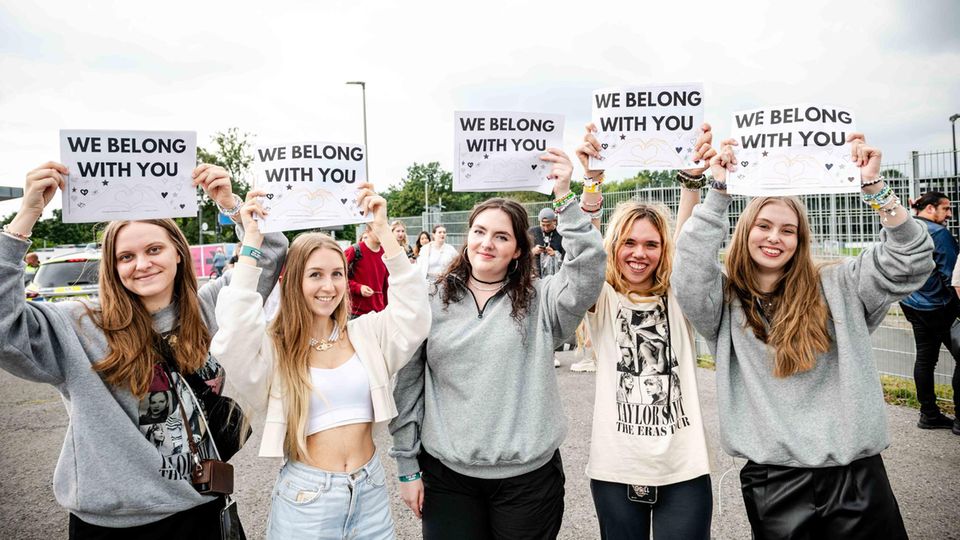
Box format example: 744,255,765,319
614,299,690,437
137,355,220,480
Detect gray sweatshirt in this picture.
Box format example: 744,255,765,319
672,190,934,467
389,206,606,479
0,227,286,527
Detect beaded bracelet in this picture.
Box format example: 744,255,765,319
552,191,578,214
580,194,603,210
584,208,603,221
2,224,31,241
399,472,422,482
862,184,894,210
860,175,884,188
217,194,244,217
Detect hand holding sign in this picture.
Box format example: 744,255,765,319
576,123,605,179
540,148,574,198
238,190,269,249
193,164,236,209
355,182,388,228
709,139,739,187
7,161,69,238
848,133,882,181
686,124,717,177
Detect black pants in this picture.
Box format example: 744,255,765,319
900,301,960,415
590,474,712,540
420,450,565,540
69,497,223,539
740,455,907,540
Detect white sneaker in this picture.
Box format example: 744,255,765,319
570,357,596,372
554,354,561,368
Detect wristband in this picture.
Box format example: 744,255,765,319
552,191,577,214
709,178,728,191
399,472,422,482
217,194,244,218
676,172,706,190
238,245,263,260
860,175,884,187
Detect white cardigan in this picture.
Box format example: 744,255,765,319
211,251,430,458
415,242,458,279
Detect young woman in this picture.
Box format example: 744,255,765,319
390,220,415,261
672,135,932,540
576,123,718,540
415,224,458,281
389,148,606,539
412,230,432,260
0,162,286,538
210,184,430,539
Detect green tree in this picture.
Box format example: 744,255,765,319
0,209,98,249
384,162,486,217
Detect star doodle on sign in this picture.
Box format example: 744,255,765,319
762,151,769,157
620,134,626,140
286,184,293,190
102,180,109,186
72,187,77,192
484,154,489,159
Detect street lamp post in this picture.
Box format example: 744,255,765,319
346,81,369,181
950,113,959,179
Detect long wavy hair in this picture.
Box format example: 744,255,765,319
725,197,831,377
413,231,431,258
91,219,209,397
438,198,535,325
604,201,674,300
268,233,352,461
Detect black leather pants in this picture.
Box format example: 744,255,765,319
739,454,908,540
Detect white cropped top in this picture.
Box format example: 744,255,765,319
306,355,374,436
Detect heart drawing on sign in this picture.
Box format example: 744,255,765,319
531,164,538,170
340,198,348,204
825,163,834,170
740,161,749,168
266,193,274,200
848,176,856,182
180,204,186,209
161,192,168,198
602,144,609,150
80,189,89,196
467,162,474,168
675,147,683,154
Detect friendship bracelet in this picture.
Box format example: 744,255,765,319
580,194,603,210
860,175,884,188
862,185,894,210
217,194,244,217
676,172,706,190
552,191,577,212
709,179,728,191
677,169,703,181
584,208,603,220
238,245,263,260
2,224,31,241
399,472,422,482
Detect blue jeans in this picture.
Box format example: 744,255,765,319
268,453,395,540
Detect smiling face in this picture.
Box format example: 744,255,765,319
467,208,520,281
616,218,663,292
300,247,348,320
418,232,431,246
113,222,181,311
747,200,799,279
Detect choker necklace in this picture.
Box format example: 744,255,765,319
470,273,507,285
309,324,340,352
469,277,506,292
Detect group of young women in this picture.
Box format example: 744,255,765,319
1,121,930,539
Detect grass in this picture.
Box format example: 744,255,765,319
695,355,955,416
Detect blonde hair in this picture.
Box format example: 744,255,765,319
268,233,352,461
603,201,674,299
91,219,209,397
725,197,831,377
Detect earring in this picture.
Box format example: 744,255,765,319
508,258,519,274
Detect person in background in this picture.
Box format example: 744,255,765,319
901,191,959,432
412,231,431,261
211,247,227,278
345,226,390,317
392,220,415,261
23,251,40,285
416,225,457,282
530,207,565,278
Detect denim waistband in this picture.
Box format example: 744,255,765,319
282,452,383,487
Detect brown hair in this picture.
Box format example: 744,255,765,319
725,197,831,377
603,201,674,299
438,198,534,324
91,219,209,397
268,233,351,461
413,231,431,257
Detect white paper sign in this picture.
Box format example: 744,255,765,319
253,141,370,233
60,130,197,223
454,111,564,194
727,104,861,196
589,84,704,170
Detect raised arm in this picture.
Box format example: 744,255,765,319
674,123,717,238
193,164,288,329
389,343,427,518
835,134,935,323
538,148,606,343
210,190,273,413
672,140,738,343
0,162,75,385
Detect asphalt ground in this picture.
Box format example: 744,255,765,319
0,351,957,539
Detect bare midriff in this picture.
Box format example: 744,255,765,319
302,422,376,472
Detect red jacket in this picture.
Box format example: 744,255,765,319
345,241,390,316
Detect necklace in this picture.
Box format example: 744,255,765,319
309,324,340,352
469,277,506,292
470,273,507,285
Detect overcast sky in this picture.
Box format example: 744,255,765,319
1,0,958,218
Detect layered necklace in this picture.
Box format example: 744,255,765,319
469,273,507,292
309,323,341,352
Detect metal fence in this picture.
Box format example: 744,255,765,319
392,150,958,387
